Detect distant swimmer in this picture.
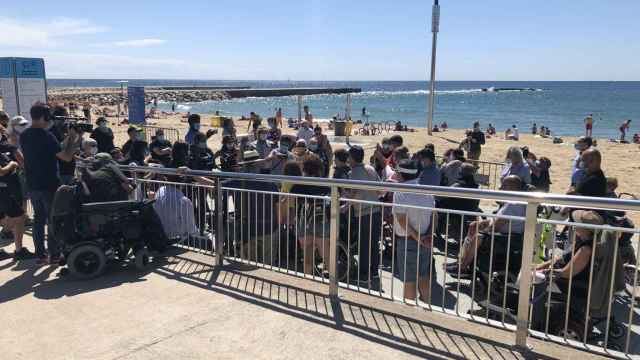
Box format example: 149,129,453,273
584,113,593,137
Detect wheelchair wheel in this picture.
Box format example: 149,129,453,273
67,244,107,280
608,321,626,340
134,247,151,270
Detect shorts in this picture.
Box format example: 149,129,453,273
585,124,592,130
395,236,433,282
0,191,25,219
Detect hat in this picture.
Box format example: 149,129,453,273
127,125,141,133
10,116,29,127
94,153,113,162
243,150,260,161
395,159,419,175
295,139,307,148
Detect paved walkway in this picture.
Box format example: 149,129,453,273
0,244,610,360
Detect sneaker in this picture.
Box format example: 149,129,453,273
0,249,11,261
14,247,36,260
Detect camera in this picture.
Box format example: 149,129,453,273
54,116,94,133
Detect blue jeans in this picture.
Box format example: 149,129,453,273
31,190,58,258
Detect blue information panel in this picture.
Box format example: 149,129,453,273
0,57,46,119
127,86,145,124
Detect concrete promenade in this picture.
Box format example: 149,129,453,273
0,246,605,360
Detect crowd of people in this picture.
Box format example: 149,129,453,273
0,103,635,320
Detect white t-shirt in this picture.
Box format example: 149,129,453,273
496,202,526,234
512,127,519,139
392,179,435,237
296,127,314,143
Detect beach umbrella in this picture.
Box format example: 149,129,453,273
427,0,440,135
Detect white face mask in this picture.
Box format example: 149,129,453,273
14,124,28,134
90,147,98,155
98,122,107,129
259,134,267,141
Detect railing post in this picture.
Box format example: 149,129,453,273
215,177,225,266
132,171,139,201
515,201,539,349
329,185,340,298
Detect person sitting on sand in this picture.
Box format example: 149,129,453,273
633,133,640,144
486,123,496,136
441,121,448,130
432,125,440,132
505,124,519,141
620,119,632,142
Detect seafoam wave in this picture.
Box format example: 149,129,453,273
354,89,484,96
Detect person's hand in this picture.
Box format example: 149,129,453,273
419,233,433,248
7,161,19,172
206,129,217,138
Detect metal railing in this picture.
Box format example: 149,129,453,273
116,165,640,358
140,125,181,144
435,155,505,190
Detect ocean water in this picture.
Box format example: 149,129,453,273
47,80,640,138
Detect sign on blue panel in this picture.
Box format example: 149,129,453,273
14,58,45,78
128,86,145,124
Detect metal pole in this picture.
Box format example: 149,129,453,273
215,178,225,266
515,201,538,349
297,95,302,124
329,186,340,298
427,0,440,136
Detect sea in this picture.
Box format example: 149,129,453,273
47,80,640,139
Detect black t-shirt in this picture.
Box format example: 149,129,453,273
290,184,330,217
90,127,115,153
575,169,607,197
470,130,485,152
0,143,21,193
20,127,62,191
555,237,593,295
150,139,172,166
122,140,149,165
531,169,551,192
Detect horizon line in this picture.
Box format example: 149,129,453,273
46,78,640,82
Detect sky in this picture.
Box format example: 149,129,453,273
1,0,640,81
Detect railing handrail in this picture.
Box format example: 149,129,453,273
119,165,640,212
435,154,505,167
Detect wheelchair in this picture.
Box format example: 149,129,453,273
50,185,169,280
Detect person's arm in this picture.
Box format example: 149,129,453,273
0,161,18,176
553,246,592,279
56,132,79,162
14,149,24,168
395,213,420,241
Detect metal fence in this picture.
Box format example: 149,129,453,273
115,166,640,358
140,125,181,144
435,155,504,190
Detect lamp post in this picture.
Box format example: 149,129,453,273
117,80,128,124
427,0,440,135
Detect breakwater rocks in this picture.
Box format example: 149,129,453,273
46,88,228,106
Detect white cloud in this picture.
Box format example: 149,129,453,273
101,38,167,48
0,17,106,48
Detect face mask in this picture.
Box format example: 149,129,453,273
309,144,319,151
137,133,144,141
192,123,201,131
89,147,98,155
574,144,582,151
578,161,586,170
15,124,28,134
259,134,267,141
157,135,165,142
99,122,107,129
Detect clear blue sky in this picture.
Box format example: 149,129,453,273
2,0,639,80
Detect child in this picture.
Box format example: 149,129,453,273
528,154,552,192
